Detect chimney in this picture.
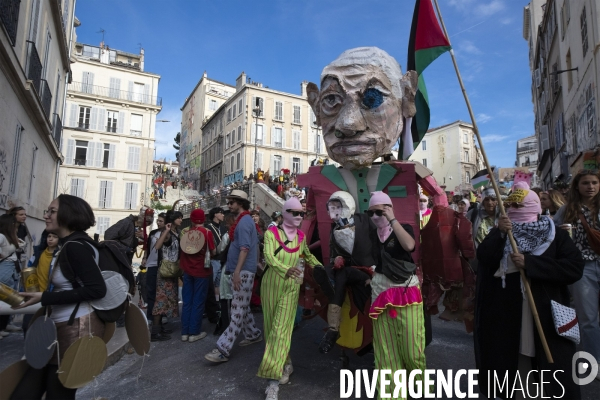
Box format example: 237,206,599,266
236,71,246,92
140,48,145,71
301,81,308,97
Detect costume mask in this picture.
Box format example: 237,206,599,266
282,198,303,240
505,181,541,223
327,191,355,226
369,191,393,242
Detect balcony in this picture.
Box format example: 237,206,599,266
52,113,62,147
68,81,162,106
40,79,52,118
0,0,20,45
517,144,537,153
25,41,42,95
106,125,117,133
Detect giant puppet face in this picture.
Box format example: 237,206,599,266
307,47,418,169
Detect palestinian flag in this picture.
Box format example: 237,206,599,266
471,168,494,189
401,0,451,159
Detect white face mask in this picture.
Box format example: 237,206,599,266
371,214,389,229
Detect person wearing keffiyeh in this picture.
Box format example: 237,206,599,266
474,181,584,399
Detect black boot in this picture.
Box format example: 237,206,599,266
319,329,339,354
313,266,335,302
151,324,171,341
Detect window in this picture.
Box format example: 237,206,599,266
209,100,217,110
74,140,88,165
464,151,469,163
581,7,588,56
463,133,469,144
230,155,234,172
130,114,142,136
293,130,301,150
293,105,301,124
422,141,426,150
316,134,322,154
42,30,51,79
238,99,243,115
274,155,282,172
70,178,85,198
275,101,283,120
237,126,242,142
254,124,264,145
98,180,113,208
252,97,264,117
310,109,317,127
82,71,94,94
566,50,573,90
226,133,230,149
107,111,118,132
97,217,110,235
422,159,427,167
232,104,237,118
292,157,300,173
102,143,115,168
78,106,91,129
109,77,120,99
274,127,283,148
127,146,141,170
466,171,471,183
124,182,138,210
8,124,22,194
227,108,232,123
132,83,145,102
236,152,241,170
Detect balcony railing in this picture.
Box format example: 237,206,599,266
68,81,162,106
106,125,117,133
0,0,20,45
26,41,42,95
52,113,62,147
40,79,52,118
517,144,537,152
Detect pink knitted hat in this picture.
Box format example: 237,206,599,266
283,197,302,211
505,181,542,223
369,191,392,207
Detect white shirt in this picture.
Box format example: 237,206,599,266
146,231,162,268
49,265,93,323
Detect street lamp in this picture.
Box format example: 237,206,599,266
252,101,261,176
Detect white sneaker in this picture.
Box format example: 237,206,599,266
0,331,9,337
5,324,21,332
279,363,293,384
188,332,207,342
265,384,279,400
181,335,189,342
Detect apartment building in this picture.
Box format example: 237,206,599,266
0,0,75,236
524,0,600,187
180,72,234,188
58,37,162,237
409,121,484,193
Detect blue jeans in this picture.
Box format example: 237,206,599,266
211,259,221,286
181,273,209,335
0,259,18,288
570,259,600,363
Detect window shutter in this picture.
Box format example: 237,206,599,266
30,0,40,43
133,147,141,170
97,108,106,131
108,144,116,168
270,156,275,175
109,77,120,98
90,107,98,131
65,139,74,164
271,126,275,146
125,183,132,209
131,183,138,209
69,103,77,127
258,152,263,170
94,142,102,167
127,81,134,101
282,128,286,148
99,180,106,207
70,178,77,196
106,181,113,208
77,179,85,198
117,111,125,133
299,158,304,174
143,84,150,104
127,146,134,170
86,142,95,166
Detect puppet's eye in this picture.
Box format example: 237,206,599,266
362,88,384,109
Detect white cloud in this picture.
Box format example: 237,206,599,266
477,113,492,123
500,17,513,25
481,134,508,143
476,0,505,17
459,40,482,55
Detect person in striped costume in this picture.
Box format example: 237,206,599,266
419,193,432,229
258,197,321,400
368,191,426,399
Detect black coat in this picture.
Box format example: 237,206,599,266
474,227,584,399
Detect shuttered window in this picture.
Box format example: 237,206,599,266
82,71,94,94
98,180,113,208
124,182,138,210
130,114,143,136
293,130,301,150
70,178,85,198
127,146,141,170
109,77,121,99
293,105,301,124
275,101,283,120
97,217,110,235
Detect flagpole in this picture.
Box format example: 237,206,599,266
431,0,554,363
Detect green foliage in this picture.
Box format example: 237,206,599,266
151,201,172,210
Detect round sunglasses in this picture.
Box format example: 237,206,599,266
286,209,305,217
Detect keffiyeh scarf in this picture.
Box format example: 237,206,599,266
500,216,555,288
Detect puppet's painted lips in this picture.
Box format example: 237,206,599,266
330,140,376,155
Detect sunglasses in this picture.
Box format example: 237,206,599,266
505,202,525,209
227,201,236,205
367,209,385,217
286,210,305,217
419,199,428,203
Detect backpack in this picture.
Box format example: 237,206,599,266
59,236,135,325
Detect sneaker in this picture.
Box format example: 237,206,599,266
265,384,279,400
150,333,171,342
205,349,229,363
188,332,207,342
0,331,9,337
5,324,21,332
181,335,189,342
279,363,294,385
239,335,263,347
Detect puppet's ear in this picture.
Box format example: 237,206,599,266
400,70,418,119
307,82,321,126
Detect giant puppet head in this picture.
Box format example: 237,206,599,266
307,47,418,169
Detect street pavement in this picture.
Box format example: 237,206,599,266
73,310,599,400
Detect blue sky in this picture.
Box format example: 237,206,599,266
74,0,533,169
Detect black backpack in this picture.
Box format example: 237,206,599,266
60,237,136,324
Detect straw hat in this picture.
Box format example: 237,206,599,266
225,189,249,201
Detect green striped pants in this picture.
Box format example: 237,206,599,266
372,303,427,400
257,268,299,380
